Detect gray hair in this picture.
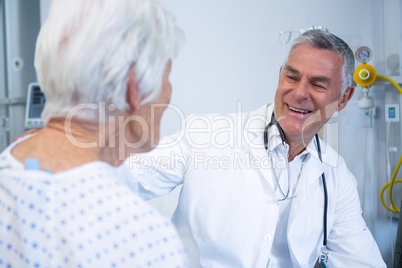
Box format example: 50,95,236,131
35,0,184,124
282,29,354,94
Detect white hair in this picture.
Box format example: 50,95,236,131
35,0,184,124
281,29,354,95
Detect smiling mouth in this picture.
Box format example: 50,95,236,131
288,105,311,114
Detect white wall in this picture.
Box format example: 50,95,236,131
158,0,384,136
38,0,398,266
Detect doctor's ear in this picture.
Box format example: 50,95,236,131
336,86,355,112
126,65,141,111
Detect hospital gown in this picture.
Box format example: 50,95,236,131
0,137,188,268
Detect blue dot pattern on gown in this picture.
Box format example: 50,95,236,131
0,154,188,268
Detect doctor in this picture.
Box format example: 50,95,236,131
126,29,386,267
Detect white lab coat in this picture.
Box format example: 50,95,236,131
125,104,385,268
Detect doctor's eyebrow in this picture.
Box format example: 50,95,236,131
284,65,300,76
284,64,331,84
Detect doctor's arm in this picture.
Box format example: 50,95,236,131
122,133,189,200
325,163,386,268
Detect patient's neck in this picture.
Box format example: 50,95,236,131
11,118,124,173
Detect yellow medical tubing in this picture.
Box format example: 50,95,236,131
377,75,402,213
377,75,402,95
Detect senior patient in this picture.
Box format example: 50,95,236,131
0,0,186,267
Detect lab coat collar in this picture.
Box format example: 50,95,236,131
244,103,271,140
304,135,338,168
243,104,275,190
244,103,275,149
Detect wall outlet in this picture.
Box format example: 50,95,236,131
385,104,400,122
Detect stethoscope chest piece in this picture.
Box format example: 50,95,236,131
320,246,329,264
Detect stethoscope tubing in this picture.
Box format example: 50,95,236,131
315,134,328,247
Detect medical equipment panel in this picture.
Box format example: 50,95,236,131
24,83,45,130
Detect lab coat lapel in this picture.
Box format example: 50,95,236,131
287,145,325,263
302,144,326,189
244,104,276,190
290,156,324,211
289,140,325,220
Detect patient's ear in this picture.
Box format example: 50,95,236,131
126,65,141,111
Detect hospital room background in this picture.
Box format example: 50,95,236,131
0,0,401,266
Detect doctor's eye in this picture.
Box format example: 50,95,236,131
313,83,327,89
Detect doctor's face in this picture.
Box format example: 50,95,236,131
274,44,352,143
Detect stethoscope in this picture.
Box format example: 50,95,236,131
264,111,329,265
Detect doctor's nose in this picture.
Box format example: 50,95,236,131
292,80,310,101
